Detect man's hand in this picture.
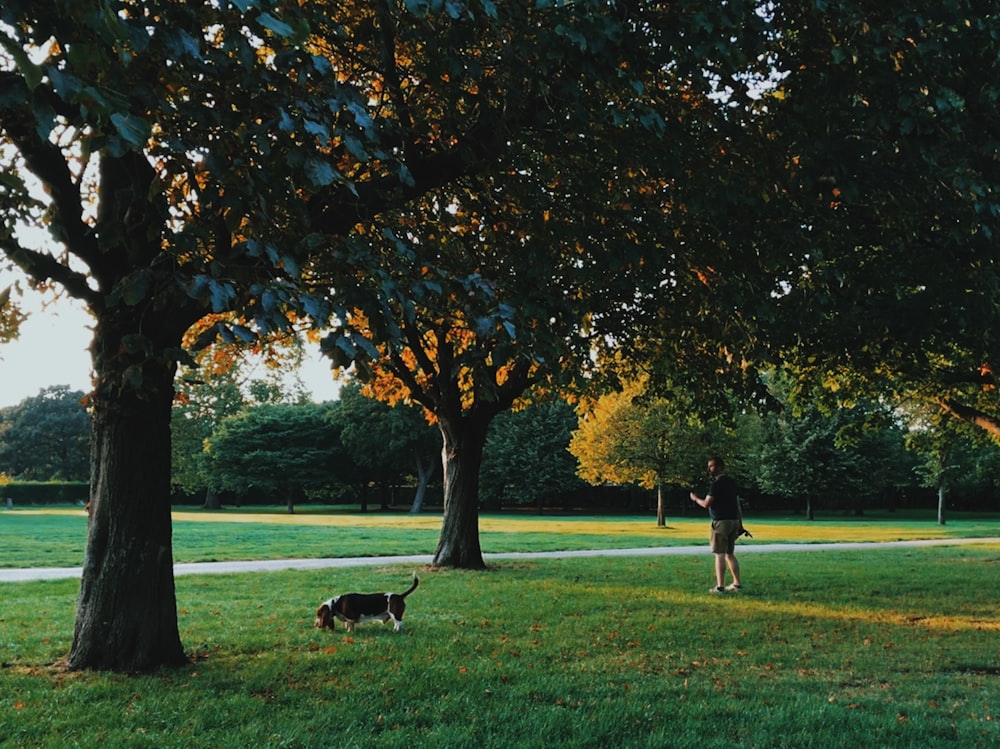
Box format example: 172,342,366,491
691,492,711,508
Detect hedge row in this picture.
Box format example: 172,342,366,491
0,481,90,505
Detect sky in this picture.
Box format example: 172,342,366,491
0,288,343,409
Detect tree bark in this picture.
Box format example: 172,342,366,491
359,482,369,513
656,480,665,527
938,398,1000,443
409,449,435,513
202,488,222,510
432,412,490,569
69,323,186,671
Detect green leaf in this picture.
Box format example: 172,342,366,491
305,158,338,187
346,102,375,133
404,0,430,17
163,347,198,368
110,112,151,148
0,35,44,90
232,325,256,343
209,280,236,311
122,365,144,390
120,272,149,306
257,12,295,38
303,118,329,139
344,134,369,160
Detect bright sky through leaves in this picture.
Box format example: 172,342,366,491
0,289,341,408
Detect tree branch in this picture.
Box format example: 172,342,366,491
0,73,99,303
306,117,504,237
0,235,98,305
937,397,1000,443
374,2,415,137
386,344,436,414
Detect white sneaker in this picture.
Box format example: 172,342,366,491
710,586,725,594
725,583,742,592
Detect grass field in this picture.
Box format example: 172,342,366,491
1,508,998,748
2,505,999,568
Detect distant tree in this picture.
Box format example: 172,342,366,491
206,403,350,513
902,403,1000,522
943,442,1000,512
752,398,913,518
0,385,89,480
332,382,439,512
569,382,726,526
172,374,245,508
171,332,310,506
479,400,584,512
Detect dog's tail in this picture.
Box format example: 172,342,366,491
401,572,419,598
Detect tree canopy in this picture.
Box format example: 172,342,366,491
313,0,780,565
0,385,89,480
570,381,743,525
636,1,1000,442
206,402,348,512
333,382,439,511
479,399,584,512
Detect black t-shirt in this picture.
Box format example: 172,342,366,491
707,475,739,521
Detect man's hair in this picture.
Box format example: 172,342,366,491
709,455,725,468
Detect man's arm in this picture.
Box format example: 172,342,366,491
690,491,714,509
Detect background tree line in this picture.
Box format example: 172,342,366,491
4,378,999,517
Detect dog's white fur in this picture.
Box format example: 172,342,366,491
314,573,419,632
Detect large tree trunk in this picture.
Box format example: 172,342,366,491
432,412,490,569
69,322,186,671
656,479,665,527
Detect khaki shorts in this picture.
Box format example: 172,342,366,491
710,519,743,554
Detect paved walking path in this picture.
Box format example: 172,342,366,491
2,537,998,583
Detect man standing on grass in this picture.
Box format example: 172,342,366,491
690,456,743,594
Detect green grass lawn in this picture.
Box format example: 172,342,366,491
2,546,999,748
1,508,998,748
2,505,999,568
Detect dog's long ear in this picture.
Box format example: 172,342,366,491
314,603,331,629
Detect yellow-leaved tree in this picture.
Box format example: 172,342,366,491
570,381,730,527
